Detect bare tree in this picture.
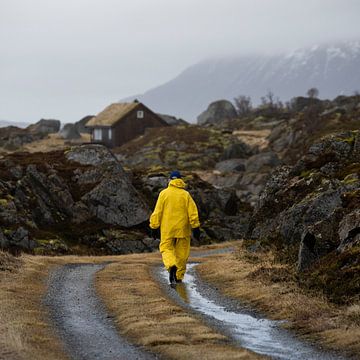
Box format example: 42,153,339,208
261,90,275,107
307,87,319,99
234,95,252,116
260,90,283,110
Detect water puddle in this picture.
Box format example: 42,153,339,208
161,264,345,360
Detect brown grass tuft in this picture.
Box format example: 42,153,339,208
0,251,22,272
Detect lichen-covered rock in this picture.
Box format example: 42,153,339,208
247,131,360,302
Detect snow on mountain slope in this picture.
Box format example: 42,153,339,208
126,41,360,122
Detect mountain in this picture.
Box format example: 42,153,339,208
0,120,30,128
126,41,360,122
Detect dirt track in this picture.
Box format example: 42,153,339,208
46,263,156,360
45,256,348,360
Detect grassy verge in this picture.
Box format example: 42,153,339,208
0,252,68,360
96,251,262,360
197,241,360,358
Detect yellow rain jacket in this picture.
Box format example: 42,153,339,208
149,178,200,238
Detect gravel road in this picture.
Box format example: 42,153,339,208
45,263,156,360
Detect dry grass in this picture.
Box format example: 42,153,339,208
0,250,22,272
21,133,90,153
0,255,68,360
197,241,360,358
96,251,261,360
232,130,270,151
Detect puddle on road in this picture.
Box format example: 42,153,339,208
161,264,345,360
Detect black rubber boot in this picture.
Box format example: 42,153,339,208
169,266,177,284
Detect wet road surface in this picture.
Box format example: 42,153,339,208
158,263,347,360
46,263,156,360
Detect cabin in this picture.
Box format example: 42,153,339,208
85,101,168,148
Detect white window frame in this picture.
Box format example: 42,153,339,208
108,128,112,140
137,110,144,119
94,128,102,141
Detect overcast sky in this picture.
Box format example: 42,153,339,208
1,0,360,123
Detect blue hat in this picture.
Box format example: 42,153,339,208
169,170,182,179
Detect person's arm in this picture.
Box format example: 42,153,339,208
187,194,200,229
149,192,164,229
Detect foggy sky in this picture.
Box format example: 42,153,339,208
1,0,360,123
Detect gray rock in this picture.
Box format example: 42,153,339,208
338,209,360,252
157,114,188,126
9,227,36,250
82,177,150,227
75,116,94,134
245,152,280,173
66,144,119,167
221,142,253,160
60,124,81,140
215,159,246,173
197,100,237,126
298,232,317,272
27,119,61,134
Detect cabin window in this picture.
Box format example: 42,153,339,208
108,128,112,140
137,110,144,119
94,128,102,140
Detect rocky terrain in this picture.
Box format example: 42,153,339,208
0,119,60,151
0,92,359,304
247,130,360,303
0,144,249,255
0,145,152,254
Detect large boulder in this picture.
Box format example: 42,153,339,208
27,119,61,135
197,100,237,126
60,124,81,140
0,144,151,254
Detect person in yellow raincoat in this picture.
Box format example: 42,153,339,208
150,171,200,284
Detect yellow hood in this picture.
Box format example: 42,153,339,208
168,178,186,189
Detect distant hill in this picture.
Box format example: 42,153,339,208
0,120,30,128
126,41,360,122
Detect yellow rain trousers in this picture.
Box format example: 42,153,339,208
149,178,200,280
